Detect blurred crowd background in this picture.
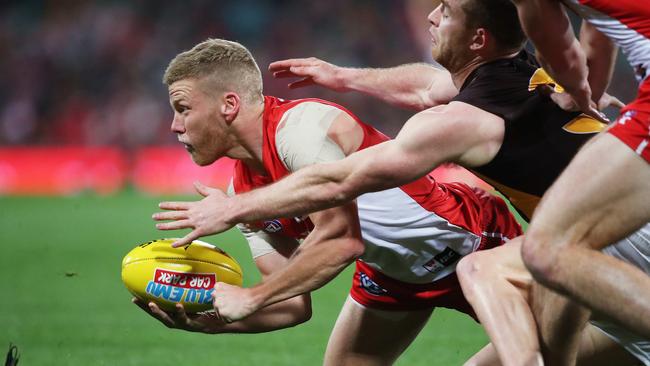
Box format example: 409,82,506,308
0,0,426,148
0,0,639,194
0,0,639,147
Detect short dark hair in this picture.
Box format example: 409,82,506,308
460,0,526,51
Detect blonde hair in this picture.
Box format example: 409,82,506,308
163,38,263,102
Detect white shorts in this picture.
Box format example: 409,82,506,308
594,223,650,365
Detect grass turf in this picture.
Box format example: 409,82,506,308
1,192,489,365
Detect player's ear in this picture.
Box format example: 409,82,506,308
470,28,488,51
221,92,241,124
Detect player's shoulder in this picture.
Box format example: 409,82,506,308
278,100,349,130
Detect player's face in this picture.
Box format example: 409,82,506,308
168,79,231,166
428,0,475,71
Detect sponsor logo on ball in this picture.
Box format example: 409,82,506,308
145,269,216,305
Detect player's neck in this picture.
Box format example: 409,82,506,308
451,57,483,89
452,49,521,89
227,100,266,174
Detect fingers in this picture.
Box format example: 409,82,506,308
159,201,191,210
211,291,233,324
194,181,217,197
131,298,176,328
598,93,625,111
171,232,200,248
268,58,315,72
288,78,316,89
272,70,300,79
586,106,610,124
174,303,196,328
152,211,187,221
156,219,192,231
608,96,625,109
132,297,151,312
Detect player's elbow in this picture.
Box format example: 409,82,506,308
284,295,313,327
332,237,365,265
456,252,489,304
520,230,562,287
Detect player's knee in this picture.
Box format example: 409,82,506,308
462,356,483,366
457,252,491,300
521,231,561,286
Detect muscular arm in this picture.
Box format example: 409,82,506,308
222,102,504,225
512,0,594,112
579,22,617,102
250,204,363,307
269,58,458,110
154,102,504,246
212,108,368,321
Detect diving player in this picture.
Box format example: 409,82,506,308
138,37,522,365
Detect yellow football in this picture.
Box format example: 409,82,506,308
121,238,243,313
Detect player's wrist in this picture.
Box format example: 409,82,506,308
246,285,268,311
334,67,357,93
224,195,248,226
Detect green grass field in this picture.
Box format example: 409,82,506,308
1,192,490,365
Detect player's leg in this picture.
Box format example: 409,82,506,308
521,133,650,352
457,237,543,366
323,296,433,366
464,327,640,366
464,343,501,366
575,324,642,366
529,281,591,366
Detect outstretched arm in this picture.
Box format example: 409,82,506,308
154,102,504,246
269,57,457,110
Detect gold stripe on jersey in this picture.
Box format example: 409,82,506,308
475,173,540,220
563,115,607,134
528,68,565,93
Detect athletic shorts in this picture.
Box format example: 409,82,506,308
609,78,650,163
349,191,523,319
593,224,650,366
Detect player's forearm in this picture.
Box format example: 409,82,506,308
226,162,358,226
254,239,362,307
516,0,590,96
580,23,617,102
339,63,454,110
215,295,312,333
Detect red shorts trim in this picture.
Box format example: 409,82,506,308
609,79,650,163
351,260,478,319
349,192,523,318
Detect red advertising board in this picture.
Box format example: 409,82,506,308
0,147,487,195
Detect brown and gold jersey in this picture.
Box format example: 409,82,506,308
451,51,606,219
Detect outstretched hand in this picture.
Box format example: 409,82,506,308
132,298,227,334
268,57,348,92
153,181,235,247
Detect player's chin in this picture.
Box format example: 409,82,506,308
189,153,212,167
